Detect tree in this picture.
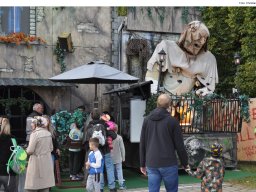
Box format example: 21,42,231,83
201,7,256,97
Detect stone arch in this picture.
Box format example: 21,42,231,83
0,86,47,143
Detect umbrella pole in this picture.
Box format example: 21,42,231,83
94,84,98,108
95,84,98,101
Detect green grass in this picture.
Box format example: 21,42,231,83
225,162,256,189
52,187,84,192
51,164,256,191
237,162,256,172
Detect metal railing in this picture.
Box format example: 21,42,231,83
169,95,242,134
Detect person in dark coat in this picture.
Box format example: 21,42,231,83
0,117,18,192
84,108,117,192
140,94,189,192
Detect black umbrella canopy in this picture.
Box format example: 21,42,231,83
49,60,139,84
50,60,139,103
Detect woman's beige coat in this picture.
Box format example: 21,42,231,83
25,127,55,190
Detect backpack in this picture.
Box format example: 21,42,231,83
91,124,106,146
7,138,27,175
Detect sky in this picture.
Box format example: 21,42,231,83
1,0,256,7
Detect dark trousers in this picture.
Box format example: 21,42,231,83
0,175,18,192
83,150,90,180
25,189,49,192
69,151,81,175
79,149,86,173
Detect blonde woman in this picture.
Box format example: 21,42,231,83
0,116,18,192
25,116,55,192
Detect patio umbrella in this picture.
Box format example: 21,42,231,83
49,60,139,101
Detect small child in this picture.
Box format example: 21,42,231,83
100,113,116,150
186,143,225,192
111,125,126,190
86,137,104,192
69,122,83,181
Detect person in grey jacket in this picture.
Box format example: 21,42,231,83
26,103,44,144
140,94,189,192
110,124,126,190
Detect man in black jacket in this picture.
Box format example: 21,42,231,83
140,94,189,192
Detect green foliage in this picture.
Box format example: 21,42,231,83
51,109,88,145
235,61,256,97
69,109,88,130
117,7,128,16
145,93,159,116
158,7,166,24
239,94,250,123
51,110,72,145
201,7,256,97
0,97,32,115
54,41,66,73
51,109,88,169
190,92,249,122
130,7,167,25
17,97,32,114
181,7,189,23
51,110,72,169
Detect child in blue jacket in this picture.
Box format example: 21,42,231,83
86,137,104,192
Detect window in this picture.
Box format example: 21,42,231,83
0,7,30,35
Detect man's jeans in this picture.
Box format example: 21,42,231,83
100,153,116,190
146,165,178,192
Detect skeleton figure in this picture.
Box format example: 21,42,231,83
184,136,205,166
145,21,218,96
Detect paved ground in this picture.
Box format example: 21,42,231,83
125,182,256,192
1,182,255,192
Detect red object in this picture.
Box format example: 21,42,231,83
107,136,113,150
252,108,256,120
